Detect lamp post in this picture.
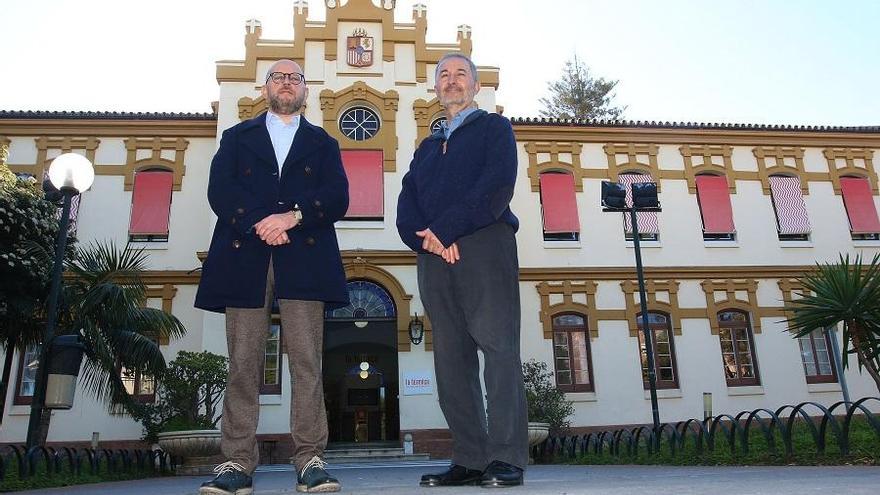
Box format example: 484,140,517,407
601,180,662,448
25,153,94,449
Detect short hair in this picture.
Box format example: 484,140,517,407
434,53,478,83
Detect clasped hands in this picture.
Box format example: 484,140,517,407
254,211,299,246
416,228,460,264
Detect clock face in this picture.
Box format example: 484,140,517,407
326,280,396,319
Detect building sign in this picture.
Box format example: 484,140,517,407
403,371,434,396
347,28,374,67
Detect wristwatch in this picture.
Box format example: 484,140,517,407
292,204,303,223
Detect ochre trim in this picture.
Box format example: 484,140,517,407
123,138,189,191
413,97,443,147
319,82,399,172
0,119,216,138
537,281,625,340
525,142,586,192
620,280,682,337
145,284,178,345
823,148,878,195
700,279,776,334
343,258,431,352
603,143,664,191
753,146,813,195
680,145,736,193
511,125,880,148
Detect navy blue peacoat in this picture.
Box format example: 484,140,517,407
195,113,350,313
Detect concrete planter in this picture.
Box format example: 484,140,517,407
527,422,550,447
157,429,221,475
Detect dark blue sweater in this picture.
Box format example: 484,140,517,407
396,109,519,252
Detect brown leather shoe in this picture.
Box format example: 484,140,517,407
480,460,523,488
420,464,483,487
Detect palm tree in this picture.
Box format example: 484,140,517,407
27,241,187,443
784,253,880,394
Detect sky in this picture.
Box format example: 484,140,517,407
1,0,877,126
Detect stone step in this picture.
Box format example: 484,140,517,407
323,447,430,463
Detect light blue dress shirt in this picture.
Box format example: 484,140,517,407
441,106,477,140
265,112,300,176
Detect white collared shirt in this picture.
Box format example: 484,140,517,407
265,112,301,176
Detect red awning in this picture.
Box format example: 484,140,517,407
129,170,173,235
540,172,580,234
341,150,384,218
769,176,811,235
840,177,880,234
695,175,735,234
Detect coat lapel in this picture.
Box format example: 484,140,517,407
240,113,278,172
280,117,322,177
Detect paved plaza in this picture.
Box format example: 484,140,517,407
12,460,880,495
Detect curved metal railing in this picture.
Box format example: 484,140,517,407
532,398,880,463
0,444,174,482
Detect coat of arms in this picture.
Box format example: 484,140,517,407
347,28,373,68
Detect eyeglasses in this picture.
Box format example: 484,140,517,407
267,72,305,85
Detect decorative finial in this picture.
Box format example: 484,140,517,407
245,18,261,35
457,24,472,40
294,0,308,15
412,3,427,18
325,0,337,9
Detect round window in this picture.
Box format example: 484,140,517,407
339,107,381,141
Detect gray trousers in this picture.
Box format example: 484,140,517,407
222,260,327,473
417,222,528,470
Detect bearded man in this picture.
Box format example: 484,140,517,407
195,59,349,494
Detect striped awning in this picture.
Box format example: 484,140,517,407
618,173,659,234
769,176,811,235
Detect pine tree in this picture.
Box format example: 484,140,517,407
539,54,626,120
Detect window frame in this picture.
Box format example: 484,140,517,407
128,168,173,242
13,345,40,406
695,174,737,242
798,329,838,384
539,172,581,242
260,320,283,395
636,312,679,390
551,313,595,393
717,310,761,387
119,365,157,404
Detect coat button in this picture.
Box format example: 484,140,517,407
243,168,251,175
236,208,245,215
230,217,237,225
313,199,322,207
305,237,316,246
304,166,312,175
272,172,278,177
317,211,324,219
232,240,242,249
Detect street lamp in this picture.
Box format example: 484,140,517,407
408,313,425,345
25,153,94,449
601,180,662,448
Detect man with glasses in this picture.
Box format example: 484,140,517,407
196,59,348,494
397,53,527,488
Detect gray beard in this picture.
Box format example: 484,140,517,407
268,93,304,115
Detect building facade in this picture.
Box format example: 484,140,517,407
2,0,879,458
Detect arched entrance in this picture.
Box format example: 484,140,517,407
323,280,399,446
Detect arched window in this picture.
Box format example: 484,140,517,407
636,312,678,389
797,329,837,384
551,313,594,392
129,168,173,242
839,175,880,240
717,310,760,386
326,280,396,320
430,116,446,134
339,106,381,141
768,174,810,241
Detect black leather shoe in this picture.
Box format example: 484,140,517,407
420,464,483,487
199,461,253,495
480,460,523,488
